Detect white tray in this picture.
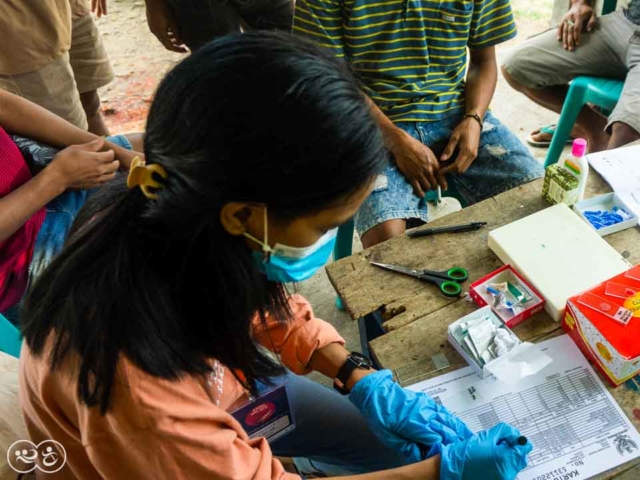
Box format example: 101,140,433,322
573,192,638,236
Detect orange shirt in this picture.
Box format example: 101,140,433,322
19,294,344,479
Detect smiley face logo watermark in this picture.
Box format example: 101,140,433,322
7,439,66,474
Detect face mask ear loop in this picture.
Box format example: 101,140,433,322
242,206,273,254
264,206,269,250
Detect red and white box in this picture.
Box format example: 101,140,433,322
469,265,545,328
563,265,640,387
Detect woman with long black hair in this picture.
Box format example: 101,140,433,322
19,33,530,479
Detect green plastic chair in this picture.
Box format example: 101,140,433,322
544,0,623,167
0,313,21,358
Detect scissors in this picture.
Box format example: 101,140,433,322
370,261,469,297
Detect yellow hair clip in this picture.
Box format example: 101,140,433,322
126,156,168,200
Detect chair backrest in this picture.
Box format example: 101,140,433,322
602,0,618,14
0,314,21,358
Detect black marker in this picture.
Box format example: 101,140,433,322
499,435,528,447
407,221,487,238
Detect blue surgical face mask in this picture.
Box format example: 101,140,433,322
244,208,338,283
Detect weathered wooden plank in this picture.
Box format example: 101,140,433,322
371,304,561,378
607,464,640,480
326,172,627,324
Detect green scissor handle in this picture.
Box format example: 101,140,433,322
446,267,469,282
440,280,463,297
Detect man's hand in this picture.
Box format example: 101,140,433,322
438,117,482,189
47,138,120,191
91,0,107,17
558,1,597,51
145,0,188,53
388,128,444,198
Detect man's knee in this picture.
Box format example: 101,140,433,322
79,90,101,118
360,219,406,249
501,64,525,92
609,121,640,148
501,43,548,93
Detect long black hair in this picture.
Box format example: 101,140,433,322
21,32,387,413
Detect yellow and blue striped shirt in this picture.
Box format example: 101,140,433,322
294,0,517,122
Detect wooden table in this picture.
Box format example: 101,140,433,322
326,174,640,479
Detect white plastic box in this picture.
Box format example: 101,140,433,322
573,192,638,237
447,306,520,379
448,306,553,384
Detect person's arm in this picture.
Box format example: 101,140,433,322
368,94,445,195
0,89,140,169
437,0,519,184
0,138,118,242
144,0,188,53
460,47,496,128
251,294,347,375
438,46,497,185
558,0,598,51
0,164,65,243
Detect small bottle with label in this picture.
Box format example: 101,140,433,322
542,138,590,206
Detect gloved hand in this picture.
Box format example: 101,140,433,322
349,370,473,463
437,422,533,480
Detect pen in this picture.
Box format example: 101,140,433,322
407,221,487,238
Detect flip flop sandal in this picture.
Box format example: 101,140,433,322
527,124,575,148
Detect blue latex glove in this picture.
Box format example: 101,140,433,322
437,422,533,480
349,370,474,463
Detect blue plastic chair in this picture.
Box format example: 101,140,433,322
544,0,623,167
0,313,21,358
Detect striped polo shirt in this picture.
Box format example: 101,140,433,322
294,0,517,123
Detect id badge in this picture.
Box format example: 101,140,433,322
231,385,295,443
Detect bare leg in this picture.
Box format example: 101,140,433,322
502,67,610,152
360,219,406,249
608,121,640,149
80,90,110,136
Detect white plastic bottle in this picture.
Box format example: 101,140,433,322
567,138,589,202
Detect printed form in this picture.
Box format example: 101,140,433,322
408,336,640,480
587,145,640,220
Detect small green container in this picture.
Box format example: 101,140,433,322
542,163,579,206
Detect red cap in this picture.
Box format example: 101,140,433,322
572,138,587,157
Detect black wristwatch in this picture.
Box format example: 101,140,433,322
333,352,373,394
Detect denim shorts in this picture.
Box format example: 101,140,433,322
355,111,544,235
29,134,132,279
2,134,131,323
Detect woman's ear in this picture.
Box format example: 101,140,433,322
220,203,260,236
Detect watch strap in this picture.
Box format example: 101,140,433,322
464,112,483,129
333,353,372,394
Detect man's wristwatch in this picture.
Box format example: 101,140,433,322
333,352,374,394
464,111,484,129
